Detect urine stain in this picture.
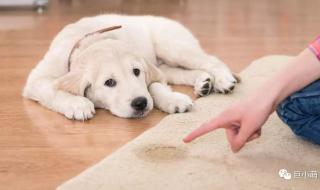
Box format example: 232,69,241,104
135,144,188,162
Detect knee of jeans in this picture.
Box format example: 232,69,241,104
276,99,307,134
277,101,320,144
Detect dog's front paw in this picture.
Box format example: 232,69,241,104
162,92,193,114
212,69,237,94
60,96,95,120
194,73,213,97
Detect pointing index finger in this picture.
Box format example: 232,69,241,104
183,115,233,143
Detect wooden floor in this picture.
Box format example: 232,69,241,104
1,0,320,189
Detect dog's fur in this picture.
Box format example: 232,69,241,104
23,14,238,120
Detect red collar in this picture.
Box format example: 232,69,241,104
67,25,122,71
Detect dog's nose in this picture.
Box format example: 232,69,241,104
131,97,147,111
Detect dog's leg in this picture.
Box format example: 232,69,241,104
150,19,237,93
23,74,95,120
148,82,193,113
158,64,213,97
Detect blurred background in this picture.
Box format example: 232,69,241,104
1,1,320,190
1,0,320,71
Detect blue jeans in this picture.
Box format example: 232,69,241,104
276,80,320,144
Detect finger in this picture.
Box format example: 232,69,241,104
246,129,261,142
230,122,257,153
183,114,234,143
246,133,260,142
225,127,237,146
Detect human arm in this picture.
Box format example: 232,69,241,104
183,48,320,153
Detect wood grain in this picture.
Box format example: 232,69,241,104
0,0,319,189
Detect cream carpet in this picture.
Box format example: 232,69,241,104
57,56,320,190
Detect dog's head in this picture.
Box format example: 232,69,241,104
54,28,164,118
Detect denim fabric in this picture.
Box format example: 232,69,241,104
276,79,320,144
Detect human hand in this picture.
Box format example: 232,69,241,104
183,97,273,153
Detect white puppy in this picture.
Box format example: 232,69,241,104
23,14,238,120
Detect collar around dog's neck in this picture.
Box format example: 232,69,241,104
67,25,122,72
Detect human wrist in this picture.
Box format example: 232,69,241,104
240,94,272,117
247,84,280,114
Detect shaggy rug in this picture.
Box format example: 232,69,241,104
57,56,320,190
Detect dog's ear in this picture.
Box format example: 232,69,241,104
54,71,91,96
143,60,166,86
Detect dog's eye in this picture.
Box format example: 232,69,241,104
133,68,140,76
104,79,117,87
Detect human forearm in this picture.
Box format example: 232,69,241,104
252,48,320,112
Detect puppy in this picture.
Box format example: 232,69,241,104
23,14,238,120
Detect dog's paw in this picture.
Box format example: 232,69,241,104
194,74,213,97
60,96,95,120
162,92,193,114
212,69,237,94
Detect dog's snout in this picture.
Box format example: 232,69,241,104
131,97,147,111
